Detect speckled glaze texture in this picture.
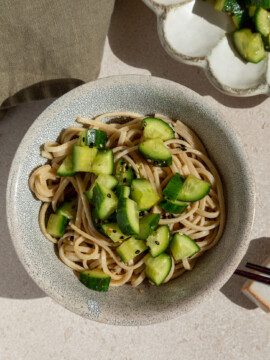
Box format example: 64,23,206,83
6,75,255,325
143,0,270,97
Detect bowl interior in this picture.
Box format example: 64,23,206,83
7,75,254,325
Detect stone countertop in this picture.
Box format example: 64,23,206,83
0,1,269,359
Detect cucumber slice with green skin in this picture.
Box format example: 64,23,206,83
102,223,130,243
232,10,251,29
163,173,185,200
177,175,211,202
138,139,172,167
254,8,270,37
56,154,76,177
115,159,134,186
130,179,160,211
91,149,114,175
136,213,160,240
246,0,270,8
116,185,130,198
232,28,265,63
116,238,147,263
92,183,118,220
158,198,188,214
56,197,77,219
170,233,200,260
77,129,107,149
144,253,172,286
72,146,98,172
142,117,175,141
46,213,68,238
84,174,118,202
116,197,139,236
80,269,111,292
146,225,170,258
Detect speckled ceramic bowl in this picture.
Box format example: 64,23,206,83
7,75,255,325
143,0,270,97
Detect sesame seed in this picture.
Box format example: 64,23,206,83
113,230,117,233
123,178,127,183
155,241,160,245
120,236,124,239
82,137,85,142
153,161,158,165
125,165,129,170
139,211,144,216
107,193,111,198
135,250,140,254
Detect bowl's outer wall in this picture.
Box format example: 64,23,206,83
7,75,255,325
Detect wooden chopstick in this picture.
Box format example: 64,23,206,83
234,269,270,285
245,262,270,276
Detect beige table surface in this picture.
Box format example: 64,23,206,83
1,1,269,359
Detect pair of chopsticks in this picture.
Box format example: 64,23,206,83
234,262,270,285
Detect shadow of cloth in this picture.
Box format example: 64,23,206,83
220,237,270,310
108,0,267,108
0,99,56,299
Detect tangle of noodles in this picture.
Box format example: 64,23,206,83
29,112,225,287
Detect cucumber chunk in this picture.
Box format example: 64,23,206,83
117,197,139,236
72,146,98,172
246,0,270,8
56,154,76,177
136,213,160,240
232,28,265,63
177,175,211,202
142,117,174,141
77,129,107,149
115,159,134,186
163,173,185,200
84,174,118,202
80,269,111,292
92,183,118,220
170,233,200,260
144,253,172,286
91,149,114,175
116,185,130,198
254,8,270,37
131,179,160,211
138,139,172,167
116,238,148,263
102,223,130,243
146,225,170,257
158,198,188,214
56,197,77,219
46,213,67,238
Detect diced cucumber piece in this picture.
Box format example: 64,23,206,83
170,233,200,260
46,213,67,238
223,0,242,13
142,117,174,141
254,8,270,37
116,185,130,198
130,179,160,211
232,28,265,63
116,238,147,263
92,183,118,220
177,175,211,202
214,0,226,11
246,0,270,8
158,198,188,214
136,213,160,240
138,139,172,167
91,149,114,175
56,197,77,219
117,198,139,236
144,253,172,286
232,10,251,29
72,146,98,172
115,159,134,186
77,129,107,149
56,154,76,177
84,174,118,202
249,6,257,17
102,223,130,243
80,269,111,292
146,225,170,258
163,173,185,200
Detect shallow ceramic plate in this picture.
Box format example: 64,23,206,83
7,75,255,325
143,0,270,97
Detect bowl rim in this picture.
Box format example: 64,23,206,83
6,75,256,325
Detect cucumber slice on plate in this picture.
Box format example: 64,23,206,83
72,146,98,172
136,213,160,240
254,8,270,37
46,213,68,238
146,225,170,257
142,117,174,141
102,223,130,243
162,173,185,200
117,197,139,236
77,129,107,149
116,238,148,263
131,179,160,211
56,154,76,177
92,183,118,220
138,139,172,167
177,175,211,202
84,174,118,202
91,149,114,175
56,197,77,219
144,253,172,286
158,198,188,214
80,269,111,292
115,159,134,186
246,0,270,8
232,28,265,63
170,233,200,260
116,185,130,198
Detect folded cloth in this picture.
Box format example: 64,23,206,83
0,0,115,117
